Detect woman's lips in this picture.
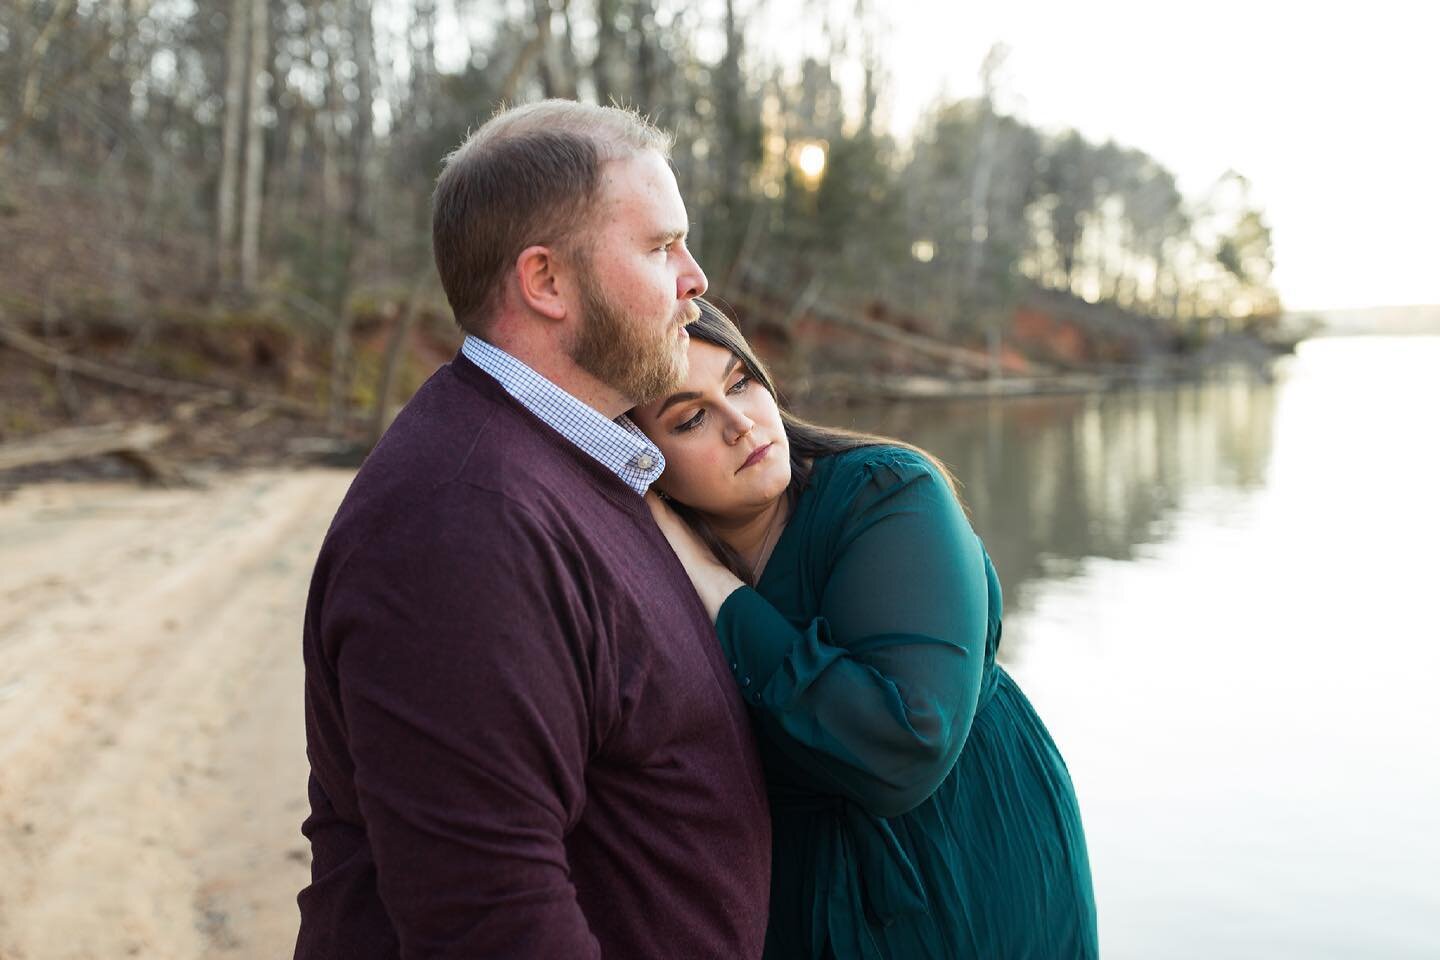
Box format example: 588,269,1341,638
738,442,773,473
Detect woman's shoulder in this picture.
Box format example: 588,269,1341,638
819,443,948,490
800,443,975,568
810,444,954,520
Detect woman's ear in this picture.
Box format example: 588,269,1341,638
514,244,568,321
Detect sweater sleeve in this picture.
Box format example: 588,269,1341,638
715,449,989,818
326,493,601,959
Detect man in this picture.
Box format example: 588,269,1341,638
294,100,771,959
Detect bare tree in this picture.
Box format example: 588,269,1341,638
0,0,111,160
532,0,576,99
633,0,658,110
592,0,620,104
328,0,375,428
238,0,269,290
215,0,248,288
963,44,1007,304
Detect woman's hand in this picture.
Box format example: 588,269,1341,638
645,490,744,621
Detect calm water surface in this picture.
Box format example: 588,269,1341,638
806,337,1440,959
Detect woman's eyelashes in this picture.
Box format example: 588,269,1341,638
671,375,751,434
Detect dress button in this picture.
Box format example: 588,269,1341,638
740,676,752,688
730,662,739,672
634,453,655,470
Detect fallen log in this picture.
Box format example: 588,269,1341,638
0,422,189,485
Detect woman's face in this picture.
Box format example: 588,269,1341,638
632,339,791,517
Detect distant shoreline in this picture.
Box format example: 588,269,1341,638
790,355,1282,406
1307,328,1440,338
1286,304,1440,338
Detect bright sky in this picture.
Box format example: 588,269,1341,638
754,0,1440,311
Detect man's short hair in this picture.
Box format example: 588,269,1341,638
431,100,673,336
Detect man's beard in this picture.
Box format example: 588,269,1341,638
569,264,697,406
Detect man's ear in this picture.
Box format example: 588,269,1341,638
514,244,569,321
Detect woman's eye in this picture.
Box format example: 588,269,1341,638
675,410,705,432
727,375,751,395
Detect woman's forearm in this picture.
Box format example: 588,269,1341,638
692,565,745,621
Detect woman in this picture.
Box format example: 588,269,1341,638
631,299,1098,960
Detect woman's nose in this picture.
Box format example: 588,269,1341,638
725,412,755,444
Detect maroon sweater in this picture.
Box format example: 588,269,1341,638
295,357,771,959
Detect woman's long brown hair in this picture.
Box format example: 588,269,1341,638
660,297,959,585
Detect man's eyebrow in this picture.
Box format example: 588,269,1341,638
654,356,743,416
651,227,687,246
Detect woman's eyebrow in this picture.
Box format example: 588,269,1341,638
653,357,741,416
655,390,701,415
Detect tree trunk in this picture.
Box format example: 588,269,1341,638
239,0,269,291
592,0,620,104
279,104,309,233
321,76,341,227
369,267,432,446
707,0,744,281
328,0,374,429
532,0,575,99
0,0,76,159
215,0,248,288
497,34,545,105
964,46,1007,305
634,0,657,111
558,1,583,99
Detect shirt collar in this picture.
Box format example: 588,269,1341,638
460,335,665,495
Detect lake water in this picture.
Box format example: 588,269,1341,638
806,337,1440,958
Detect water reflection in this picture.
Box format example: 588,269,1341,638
804,338,1440,958
800,373,1279,656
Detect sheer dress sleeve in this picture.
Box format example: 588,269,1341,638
715,448,991,818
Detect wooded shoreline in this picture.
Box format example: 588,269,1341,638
0,299,1291,487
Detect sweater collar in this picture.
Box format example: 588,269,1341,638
459,335,664,495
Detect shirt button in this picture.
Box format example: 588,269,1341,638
740,676,752,688
730,662,739,672
634,453,655,470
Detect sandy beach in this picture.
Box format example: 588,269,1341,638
0,469,353,959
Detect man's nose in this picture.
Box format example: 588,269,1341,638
677,246,708,300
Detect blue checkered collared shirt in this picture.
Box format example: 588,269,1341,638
460,335,665,495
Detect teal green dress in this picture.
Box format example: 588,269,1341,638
715,446,1098,959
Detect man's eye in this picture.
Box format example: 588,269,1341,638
727,375,751,395
675,410,705,432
